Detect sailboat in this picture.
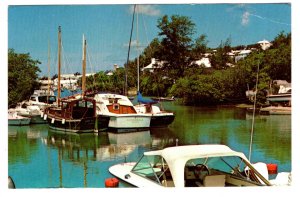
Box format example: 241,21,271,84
131,5,175,127
44,27,97,133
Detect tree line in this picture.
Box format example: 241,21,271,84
8,15,291,107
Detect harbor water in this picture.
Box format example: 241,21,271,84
8,103,291,188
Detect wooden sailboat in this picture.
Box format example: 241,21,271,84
44,27,97,133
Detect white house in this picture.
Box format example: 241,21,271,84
257,39,272,50
142,58,165,73
190,57,211,68
235,49,252,62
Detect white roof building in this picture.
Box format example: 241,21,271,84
142,58,165,73
258,39,272,50
190,57,211,68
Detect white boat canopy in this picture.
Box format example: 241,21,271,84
144,145,249,187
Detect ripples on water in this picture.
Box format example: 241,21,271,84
8,104,291,188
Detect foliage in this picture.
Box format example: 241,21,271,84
83,68,125,94
210,37,233,69
8,49,41,107
156,15,196,79
169,67,248,105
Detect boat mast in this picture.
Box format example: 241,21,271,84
125,4,136,96
57,26,61,106
137,5,139,93
82,34,87,97
47,39,51,104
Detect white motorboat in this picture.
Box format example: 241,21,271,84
109,144,291,187
94,93,151,130
8,111,31,126
13,103,46,124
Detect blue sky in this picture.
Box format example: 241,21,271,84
8,3,291,77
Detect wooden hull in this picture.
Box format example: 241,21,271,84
47,116,97,133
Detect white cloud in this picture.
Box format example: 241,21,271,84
241,11,250,26
129,5,161,16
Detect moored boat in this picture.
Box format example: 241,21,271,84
8,111,31,126
44,27,98,133
44,96,97,133
134,92,175,127
94,93,151,130
109,144,291,187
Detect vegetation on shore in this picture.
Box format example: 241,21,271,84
8,15,291,107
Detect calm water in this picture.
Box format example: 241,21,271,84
8,103,291,188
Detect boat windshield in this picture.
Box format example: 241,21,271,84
131,154,174,186
184,156,264,187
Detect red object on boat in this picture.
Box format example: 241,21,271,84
267,163,278,174
105,177,119,187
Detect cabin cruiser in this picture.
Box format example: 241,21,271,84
94,93,151,130
109,144,291,187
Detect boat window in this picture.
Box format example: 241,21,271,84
113,103,119,110
48,96,56,104
184,156,261,187
132,155,173,186
30,97,36,101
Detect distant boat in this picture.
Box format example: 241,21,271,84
151,96,175,102
135,92,175,127
28,90,57,110
260,106,291,115
12,103,46,124
8,111,31,126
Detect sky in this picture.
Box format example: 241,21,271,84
6,2,292,77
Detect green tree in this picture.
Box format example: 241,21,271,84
266,32,291,81
8,49,41,107
210,37,232,69
191,34,208,59
156,15,196,80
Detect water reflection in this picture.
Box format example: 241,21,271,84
8,106,291,188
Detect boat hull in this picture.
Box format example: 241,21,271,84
109,162,161,187
8,118,31,126
47,116,97,133
150,114,175,127
103,115,151,129
30,115,47,124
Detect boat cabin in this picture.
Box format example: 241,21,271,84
129,145,271,187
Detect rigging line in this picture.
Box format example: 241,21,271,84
142,13,151,51
86,44,97,92
248,61,260,162
125,4,136,96
61,41,73,75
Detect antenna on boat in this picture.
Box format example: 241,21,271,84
47,39,51,104
124,4,136,96
248,62,259,162
136,5,140,93
82,34,87,97
57,26,62,106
